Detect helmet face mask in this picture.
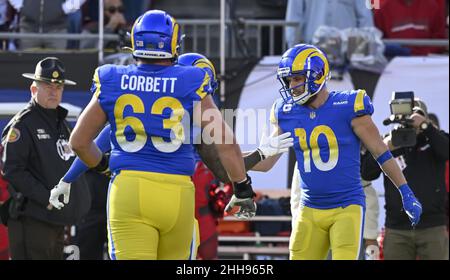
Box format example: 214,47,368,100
278,74,307,104
130,10,182,60
277,44,330,105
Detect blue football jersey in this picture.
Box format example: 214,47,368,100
91,63,212,176
271,90,374,209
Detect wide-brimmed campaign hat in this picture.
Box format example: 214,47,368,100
22,57,77,85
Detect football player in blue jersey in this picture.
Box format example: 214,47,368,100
49,51,293,259
253,44,422,260
54,10,257,260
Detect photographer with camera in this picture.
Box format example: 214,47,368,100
361,92,449,260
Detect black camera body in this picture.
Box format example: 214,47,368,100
383,91,417,147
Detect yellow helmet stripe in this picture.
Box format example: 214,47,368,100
194,59,216,81
313,50,329,84
292,48,329,84
171,17,179,56
291,48,316,72
130,18,139,50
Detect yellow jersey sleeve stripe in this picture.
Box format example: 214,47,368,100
196,72,210,99
354,90,366,113
195,59,216,81
270,102,278,124
93,67,102,99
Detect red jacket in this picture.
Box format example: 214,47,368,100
0,144,10,202
374,0,446,55
192,161,216,219
0,145,10,259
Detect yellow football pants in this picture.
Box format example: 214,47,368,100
290,204,364,260
107,170,199,260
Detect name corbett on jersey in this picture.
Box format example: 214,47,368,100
121,74,177,93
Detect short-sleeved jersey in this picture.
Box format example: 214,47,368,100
92,63,212,176
271,90,374,209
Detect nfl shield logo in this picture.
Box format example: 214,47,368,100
158,42,164,49
310,112,316,119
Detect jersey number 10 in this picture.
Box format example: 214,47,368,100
295,125,339,172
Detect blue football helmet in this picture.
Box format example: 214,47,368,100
129,10,181,59
178,53,219,93
277,44,330,105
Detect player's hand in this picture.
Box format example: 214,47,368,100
399,184,422,227
225,175,256,220
257,126,293,158
49,180,71,210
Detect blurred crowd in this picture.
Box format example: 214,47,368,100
0,0,153,51
286,0,448,57
0,0,448,58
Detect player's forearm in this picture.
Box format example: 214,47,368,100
211,119,246,182
379,158,407,188
216,143,246,182
251,154,282,172
243,150,265,170
366,139,407,188
196,143,231,183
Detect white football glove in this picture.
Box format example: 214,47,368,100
257,126,293,158
49,180,71,210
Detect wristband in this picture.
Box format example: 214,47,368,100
376,150,393,165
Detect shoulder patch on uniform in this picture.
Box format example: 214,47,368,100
7,128,20,143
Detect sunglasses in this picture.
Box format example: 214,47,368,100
106,6,124,14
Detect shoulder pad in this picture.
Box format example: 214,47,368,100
189,67,212,100
91,65,118,98
352,89,374,117
270,98,285,124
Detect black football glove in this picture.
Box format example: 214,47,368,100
224,175,256,220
